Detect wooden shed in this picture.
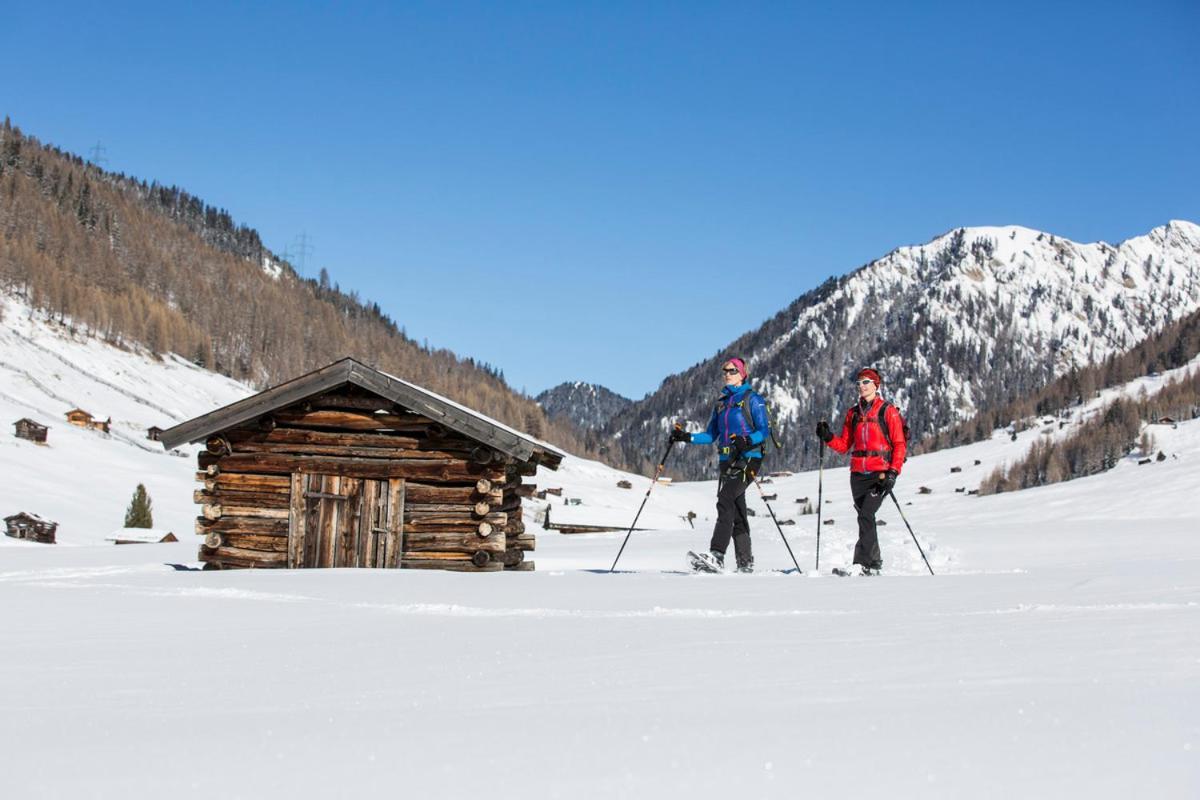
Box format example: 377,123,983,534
146,426,164,441
4,512,58,544
106,529,179,545
65,408,94,427
65,408,111,433
159,358,564,572
13,418,49,443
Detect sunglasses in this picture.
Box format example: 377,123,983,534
856,379,875,386
722,368,741,375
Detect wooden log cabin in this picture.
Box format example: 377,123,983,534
13,418,49,443
65,408,111,433
4,512,58,544
159,358,564,572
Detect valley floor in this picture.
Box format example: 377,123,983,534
3,419,1198,798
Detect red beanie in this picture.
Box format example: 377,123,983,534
857,367,883,385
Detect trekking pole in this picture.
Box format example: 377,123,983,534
815,443,825,572
609,438,676,573
750,477,802,574
887,491,935,576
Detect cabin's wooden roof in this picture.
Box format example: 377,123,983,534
13,418,48,429
158,358,564,469
66,408,93,418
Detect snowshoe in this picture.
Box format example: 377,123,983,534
832,565,880,577
735,559,755,574
688,550,724,573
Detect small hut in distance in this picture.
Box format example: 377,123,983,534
65,408,111,434
13,418,49,444
106,529,179,545
160,358,564,572
4,512,58,544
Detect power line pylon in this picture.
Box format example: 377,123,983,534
88,141,109,168
288,231,315,275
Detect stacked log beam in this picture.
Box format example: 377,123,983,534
194,389,537,571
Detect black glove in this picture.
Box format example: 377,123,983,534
878,470,898,493
815,420,832,443
669,425,691,443
728,433,749,457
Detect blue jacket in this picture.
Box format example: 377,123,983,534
689,383,769,462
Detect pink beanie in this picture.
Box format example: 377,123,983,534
727,357,748,379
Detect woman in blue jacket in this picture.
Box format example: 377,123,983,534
671,357,770,572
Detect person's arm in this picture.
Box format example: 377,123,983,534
886,405,906,473
824,408,852,455
690,405,718,445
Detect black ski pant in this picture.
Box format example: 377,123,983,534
710,461,756,568
850,471,885,569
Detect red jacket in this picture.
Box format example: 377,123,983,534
825,397,906,474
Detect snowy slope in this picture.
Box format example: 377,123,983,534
0,294,251,543
2,290,1198,798
1,414,1196,798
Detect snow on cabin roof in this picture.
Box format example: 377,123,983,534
158,357,565,468
5,512,52,524
105,529,177,543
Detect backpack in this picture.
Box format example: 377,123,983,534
715,391,782,454
849,399,910,462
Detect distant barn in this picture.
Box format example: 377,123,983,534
65,408,93,427
13,418,49,443
160,358,563,572
146,426,164,441
106,529,179,545
65,408,111,434
4,512,57,544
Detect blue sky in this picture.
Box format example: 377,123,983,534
3,1,1197,398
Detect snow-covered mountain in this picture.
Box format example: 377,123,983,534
606,220,1200,477
536,381,633,430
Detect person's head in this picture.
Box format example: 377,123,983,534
722,357,748,388
856,368,882,402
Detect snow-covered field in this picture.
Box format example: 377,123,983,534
2,297,1198,798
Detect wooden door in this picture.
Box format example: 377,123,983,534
288,474,405,568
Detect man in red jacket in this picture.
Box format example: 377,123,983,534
815,368,906,575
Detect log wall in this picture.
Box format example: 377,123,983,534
195,389,535,572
